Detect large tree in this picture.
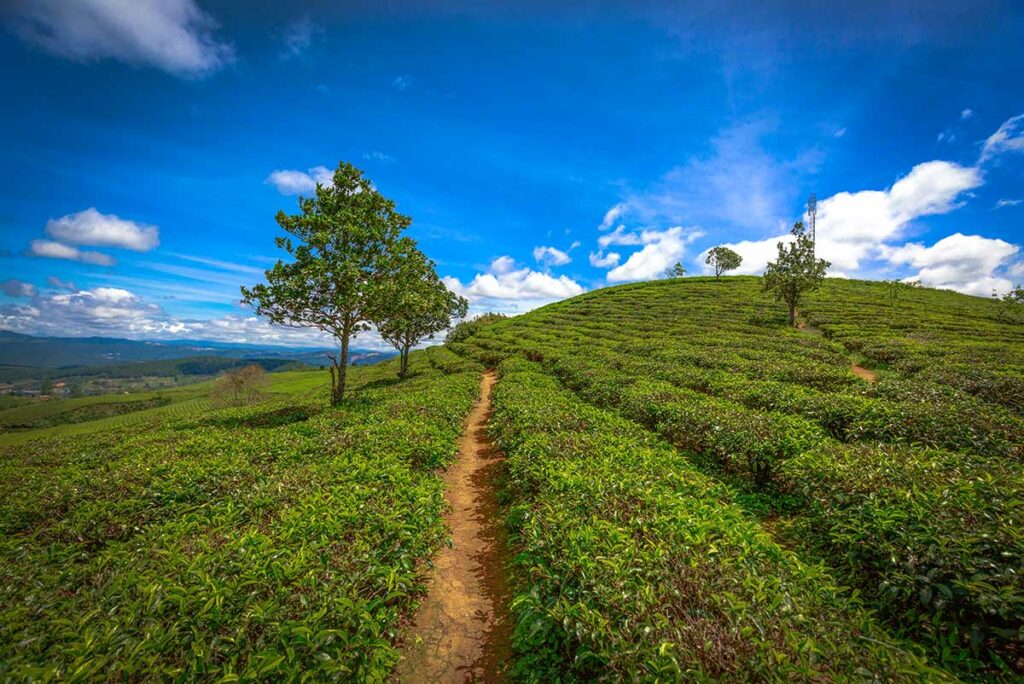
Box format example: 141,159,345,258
763,222,830,326
241,162,410,404
705,246,742,279
376,240,468,377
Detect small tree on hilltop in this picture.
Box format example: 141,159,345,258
995,284,1024,322
376,241,468,377
664,262,687,278
885,279,920,309
763,222,830,326
241,162,411,405
705,246,742,279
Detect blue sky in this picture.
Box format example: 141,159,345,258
1,1,1022,348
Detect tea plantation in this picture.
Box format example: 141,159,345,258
454,276,1023,681
1,276,1021,681
0,347,482,680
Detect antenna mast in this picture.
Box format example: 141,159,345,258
806,193,817,255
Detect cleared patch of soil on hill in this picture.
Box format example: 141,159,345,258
393,370,511,683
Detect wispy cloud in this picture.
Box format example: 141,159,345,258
392,75,413,91
281,16,320,58
995,198,1021,209
28,239,114,266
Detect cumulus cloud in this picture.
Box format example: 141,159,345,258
28,240,114,266
266,165,333,195
605,227,702,283
45,207,159,251
5,0,234,77
961,108,974,119
443,256,584,314
882,233,1019,296
981,113,1024,161
1,279,36,297
589,251,621,268
717,160,982,275
533,245,571,268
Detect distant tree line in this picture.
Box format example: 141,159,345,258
243,162,468,404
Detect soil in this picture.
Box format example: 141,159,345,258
850,365,878,383
393,370,511,683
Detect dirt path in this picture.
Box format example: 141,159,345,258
850,364,877,383
393,370,511,683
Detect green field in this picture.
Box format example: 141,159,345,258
1,276,1022,680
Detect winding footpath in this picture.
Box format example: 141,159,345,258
393,370,511,683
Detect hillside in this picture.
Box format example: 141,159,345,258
0,276,1021,681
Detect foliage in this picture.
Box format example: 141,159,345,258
763,222,830,325
995,284,1024,322
663,261,686,278
376,243,468,377
453,275,1024,679
705,245,743,278
885,278,921,308
444,312,507,346
210,364,269,407
241,162,412,404
0,348,483,680
489,359,946,681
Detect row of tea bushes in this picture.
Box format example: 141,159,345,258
489,359,947,681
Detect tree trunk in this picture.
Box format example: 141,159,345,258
788,301,796,326
399,345,410,377
335,334,350,404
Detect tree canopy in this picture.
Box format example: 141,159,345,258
763,222,830,326
664,262,687,278
705,246,743,279
375,242,468,377
241,162,412,404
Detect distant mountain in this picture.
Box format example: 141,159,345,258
0,330,394,368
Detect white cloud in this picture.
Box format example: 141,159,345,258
28,240,114,266
717,160,982,275
443,256,584,314
996,198,1022,209
981,113,1024,161
599,202,627,230
961,108,974,119
266,166,333,195
589,251,621,268
882,233,1019,296
598,226,644,248
281,16,319,58
834,127,847,138
6,0,234,77
533,245,571,267
45,207,159,251
363,151,395,162
0,284,393,349
392,75,413,91
606,227,703,283
1,279,36,298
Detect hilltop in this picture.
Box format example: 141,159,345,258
0,276,1021,681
